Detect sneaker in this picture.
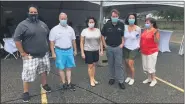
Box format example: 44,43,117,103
149,80,157,87
128,79,134,85
125,77,131,83
108,79,115,85
118,83,126,89
143,79,151,84
22,92,30,102
68,83,76,91
94,80,99,85
61,83,68,90
41,84,51,92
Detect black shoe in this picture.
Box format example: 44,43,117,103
109,79,115,85
41,84,51,92
67,83,76,91
22,92,30,102
119,83,126,89
62,83,68,90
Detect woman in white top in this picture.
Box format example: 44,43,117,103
80,17,103,87
123,13,141,85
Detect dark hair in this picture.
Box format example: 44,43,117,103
27,4,39,12
111,9,120,16
125,13,137,25
68,21,73,27
145,17,158,29
85,16,97,28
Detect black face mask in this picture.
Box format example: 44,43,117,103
28,14,38,22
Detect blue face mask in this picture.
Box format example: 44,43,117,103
60,20,67,26
111,17,119,23
145,23,150,29
128,19,135,25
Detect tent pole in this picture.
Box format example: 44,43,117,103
0,2,3,26
99,1,103,29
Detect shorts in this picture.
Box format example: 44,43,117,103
55,47,76,70
84,50,99,64
123,47,139,60
22,53,50,82
141,52,158,74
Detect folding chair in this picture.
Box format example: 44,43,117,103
3,38,18,59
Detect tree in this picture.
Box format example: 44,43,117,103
153,7,184,21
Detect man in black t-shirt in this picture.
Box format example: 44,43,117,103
101,9,125,89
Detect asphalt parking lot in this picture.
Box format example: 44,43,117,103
1,43,184,103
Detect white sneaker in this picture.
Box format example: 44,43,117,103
143,79,151,84
149,80,157,87
125,77,131,83
128,79,134,85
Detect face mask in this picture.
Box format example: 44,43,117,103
28,14,38,22
111,17,119,23
128,19,135,25
88,23,95,28
60,20,67,27
145,23,150,29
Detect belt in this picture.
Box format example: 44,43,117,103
108,45,119,47
55,46,71,50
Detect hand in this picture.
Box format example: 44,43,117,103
74,50,77,56
81,53,85,59
51,53,56,59
21,52,32,59
99,51,103,56
20,52,28,57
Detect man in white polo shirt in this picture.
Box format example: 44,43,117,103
49,12,77,91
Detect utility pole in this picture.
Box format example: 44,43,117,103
99,1,103,29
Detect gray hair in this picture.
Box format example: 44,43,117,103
59,12,67,16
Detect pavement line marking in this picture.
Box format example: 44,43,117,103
41,88,48,104
170,41,181,44
155,76,184,93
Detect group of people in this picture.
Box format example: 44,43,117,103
13,5,160,102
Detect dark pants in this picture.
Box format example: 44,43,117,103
106,46,124,83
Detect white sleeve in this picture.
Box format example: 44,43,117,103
137,26,141,47
81,29,86,37
71,28,76,40
98,28,101,36
49,28,56,41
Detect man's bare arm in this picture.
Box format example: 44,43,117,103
15,41,28,57
72,40,77,55
50,41,55,55
101,35,107,48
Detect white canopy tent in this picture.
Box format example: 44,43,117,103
0,1,184,54
86,1,184,28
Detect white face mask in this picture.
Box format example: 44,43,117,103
88,23,95,28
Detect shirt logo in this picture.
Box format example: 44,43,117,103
41,25,45,29
107,28,112,32
118,28,122,31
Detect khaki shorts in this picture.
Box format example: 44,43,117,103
123,47,139,60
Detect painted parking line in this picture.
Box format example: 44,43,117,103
156,76,184,93
41,88,48,104
170,41,181,44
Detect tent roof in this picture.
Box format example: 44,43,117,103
88,1,184,8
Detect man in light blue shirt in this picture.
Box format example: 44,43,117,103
49,12,77,91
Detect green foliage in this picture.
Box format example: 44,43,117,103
153,7,184,21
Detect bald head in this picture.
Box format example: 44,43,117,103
59,12,67,20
